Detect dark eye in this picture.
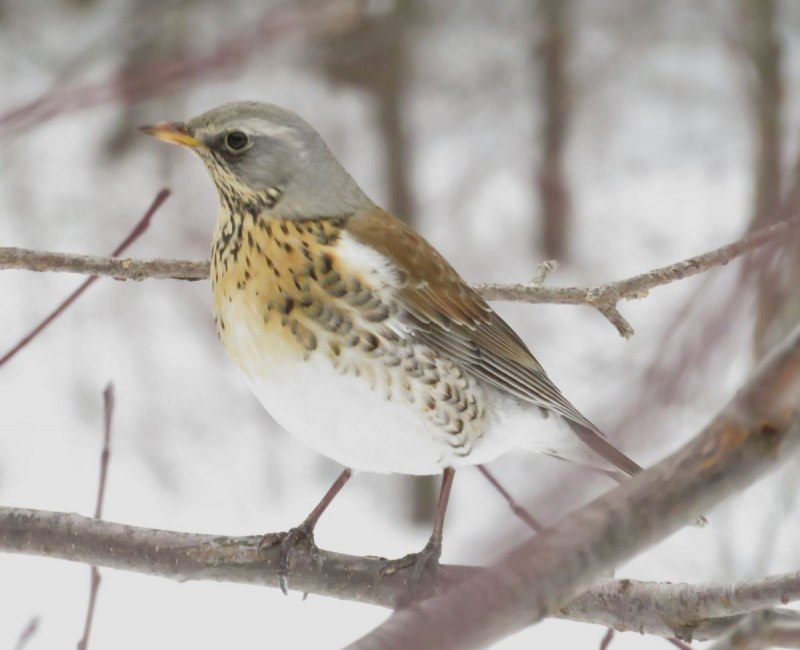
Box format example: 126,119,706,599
225,131,249,151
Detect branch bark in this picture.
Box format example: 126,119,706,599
1,218,796,337
346,320,800,649
1,506,799,642
707,609,800,650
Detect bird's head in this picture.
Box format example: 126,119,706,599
142,101,372,219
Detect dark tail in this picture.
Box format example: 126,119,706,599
568,420,643,479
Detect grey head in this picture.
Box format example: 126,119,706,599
154,102,374,219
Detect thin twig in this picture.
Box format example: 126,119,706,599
529,260,559,286
76,383,116,650
476,218,800,336
599,627,615,650
0,189,170,369
346,321,800,649
0,250,203,281
94,384,115,521
477,466,545,533
1,218,795,338
14,616,40,650
0,4,360,140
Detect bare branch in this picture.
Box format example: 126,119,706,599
563,573,800,641
94,384,115,521
707,609,800,650
2,506,800,642
347,321,800,649
77,383,116,650
0,190,170,368
476,218,800,335
0,250,204,281
0,6,355,140
477,465,545,534
0,218,796,338
598,627,615,650
530,259,559,286
14,616,40,650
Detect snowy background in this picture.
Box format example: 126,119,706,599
1,1,800,648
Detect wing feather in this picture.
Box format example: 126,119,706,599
346,208,641,476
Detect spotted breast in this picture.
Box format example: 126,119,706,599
210,207,498,474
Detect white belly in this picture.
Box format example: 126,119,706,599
219,302,520,474
216,287,590,475
248,355,455,474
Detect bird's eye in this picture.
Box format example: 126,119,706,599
225,131,249,151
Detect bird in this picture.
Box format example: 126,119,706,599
142,101,641,595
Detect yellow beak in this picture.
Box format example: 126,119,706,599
140,121,201,148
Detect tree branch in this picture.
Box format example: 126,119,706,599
475,218,800,337
347,320,800,649
1,506,799,642
707,609,800,650
1,219,797,337
76,383,116,650
563,573,800,641
0,189,170,368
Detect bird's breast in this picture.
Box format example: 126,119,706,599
207,212,496,472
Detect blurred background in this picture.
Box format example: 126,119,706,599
1,1,800,648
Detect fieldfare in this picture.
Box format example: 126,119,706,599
143,102,641,595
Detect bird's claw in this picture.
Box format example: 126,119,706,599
259,523,317,596
380,539,442,606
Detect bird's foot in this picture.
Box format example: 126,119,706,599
259,522,319,595
380,538,442,607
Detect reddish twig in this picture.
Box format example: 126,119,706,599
14,616,40,650
0,189,170,369
599,627,615,650
477,466,545,534
0,5,355,140
94,384,115,521
76,383,116,650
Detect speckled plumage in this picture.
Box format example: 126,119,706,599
144,101,642,478
209,208,492,473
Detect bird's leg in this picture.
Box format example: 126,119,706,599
381,468,455,605
261,468,352,595
414,467,455,576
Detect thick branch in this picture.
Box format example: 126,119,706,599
1,507,799,642
707,609,800,650
1,219,796,337
348,321,800,649
563,574,800,641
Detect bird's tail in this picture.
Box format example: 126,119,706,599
563,420,707,525
566,420,643,481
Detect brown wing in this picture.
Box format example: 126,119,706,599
347,208,641,477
